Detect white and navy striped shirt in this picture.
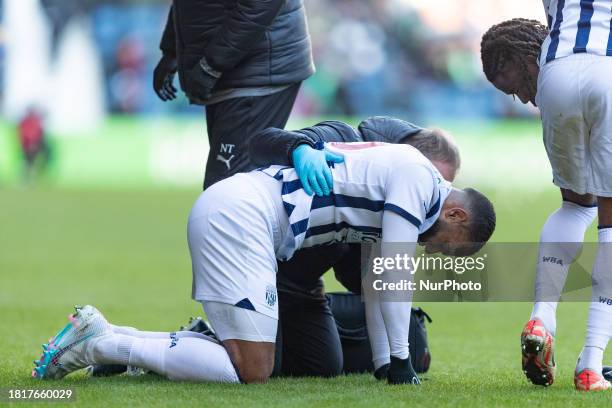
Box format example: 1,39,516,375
541,0,612,66
260,142,452,261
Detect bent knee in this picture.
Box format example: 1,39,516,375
222,339,275,384
321,355,343,377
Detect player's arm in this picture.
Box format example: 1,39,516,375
159,6,176,58
364,212,420,384
248,127,344,196
153,7,178,101
248,128,321,167
248,122,357,167
364,164,434,384
364,288,391,379
358,116,423,144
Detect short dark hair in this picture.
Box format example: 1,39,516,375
480,18,548,96
406,129,461,172
464,188,496,254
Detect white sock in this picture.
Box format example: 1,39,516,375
576,346,604,374
576,227,612,373
111,325,213,341
531,201,596,335
111,325,168,338
531,302,557,335
92,333,239,383
90,333,134,365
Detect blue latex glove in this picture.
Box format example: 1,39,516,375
291,144,344,196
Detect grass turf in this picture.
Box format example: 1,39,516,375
0,187,611,407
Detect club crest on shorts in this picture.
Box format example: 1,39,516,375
265,285,277,307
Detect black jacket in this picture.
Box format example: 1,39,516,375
160,0,314,98
248,116,423,166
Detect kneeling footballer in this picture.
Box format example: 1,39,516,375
32,142,495,385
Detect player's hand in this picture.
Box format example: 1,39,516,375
291,144,344,197
153,55,178,101
184,57,221,102
387,356,421,385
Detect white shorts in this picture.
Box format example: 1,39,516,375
538,53,612,197
188,171,286,320
201,301,277,343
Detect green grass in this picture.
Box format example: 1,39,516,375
1,187,610,407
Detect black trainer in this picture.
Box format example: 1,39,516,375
603,366,612,382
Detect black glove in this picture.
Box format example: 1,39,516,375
374,363,390,380
153,54,178,101
387,356,421,385
184,56,221,102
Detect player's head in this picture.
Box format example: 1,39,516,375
418,188,496,256
405,129,460,181
480,18,548,106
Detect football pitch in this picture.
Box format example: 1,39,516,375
1,186,610,407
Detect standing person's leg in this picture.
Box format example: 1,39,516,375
521,54,596,387
530,189,596,334
574,58,612,390
574,197,612,389
23,148,36,182
521,190,595,386
203,84,301,189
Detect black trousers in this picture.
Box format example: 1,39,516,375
203,84,301,189
273,245,351,377
273,244,365,377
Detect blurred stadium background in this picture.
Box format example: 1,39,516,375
0,0,551,191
